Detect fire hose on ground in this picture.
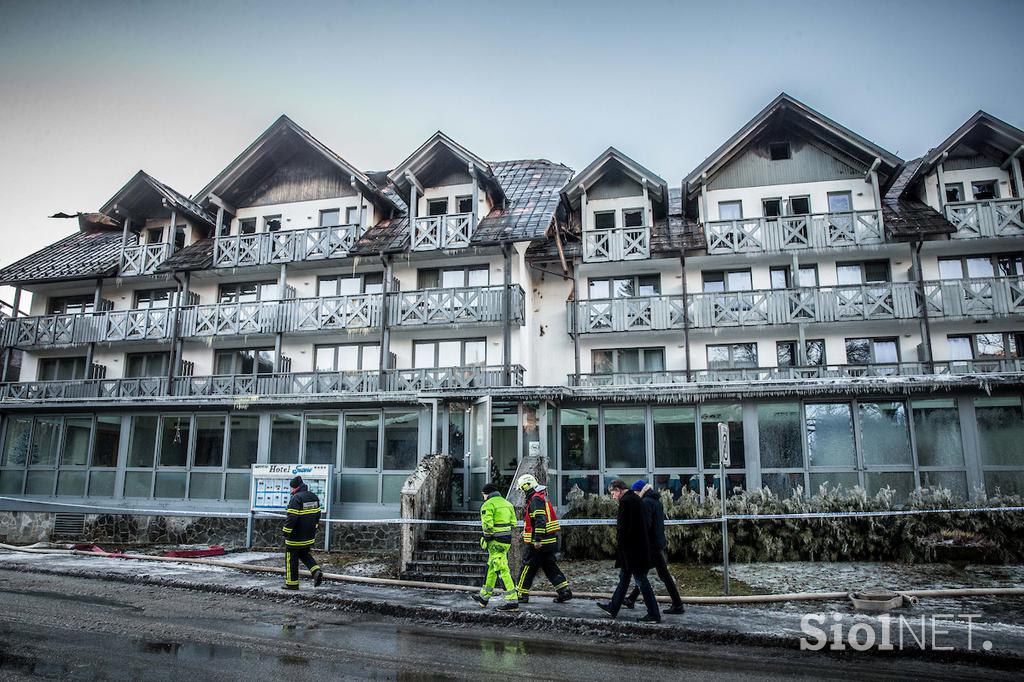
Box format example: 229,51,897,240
2,542,1023,606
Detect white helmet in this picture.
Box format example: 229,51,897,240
516,474,539,492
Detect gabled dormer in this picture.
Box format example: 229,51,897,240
683,93,903,255
195,115,398,267
898,111,1024,240
562,147,668,263
101,171,215,276
387,132,505,251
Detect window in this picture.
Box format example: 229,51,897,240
239,218,257,235
319,209,340,227
346,206,365,226
214,348,275,376
146,227,164,244
269,413,301,464
91,415,121,468
193,416,226,468
227,415,259,469
804,403,857,469
344,413,380,469
383,411,418,471
827,191,853,213
947,333,1024,361
413,339,486,368
770,265,818,289
845,337,899,364
263,215,282,232
318,273,384,296
560,407,599,470
427,198,449,216
945,183,964,203
762,198,782,217
314,344,380,372
938,254,1023,280
975,397,1024,494
48,295,94,315
769,142,791,161
836,260,890,285
38,357,87,381
417,266,488,289
702,269,752,292
218,281,277,303
592,347,665,374
588,275,659,299
604,408,646,469
134,289,173,309
777,340,825,367
456,196,473,214
593,211,616,229
706,343,757,369
718,201,742,221
622,208,644,227
125,352,169,378
971,180,998,201
305,414,339,465
173,226,186,250
788,196,811,215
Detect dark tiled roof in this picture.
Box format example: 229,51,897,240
883,158,954,238
352,159,572,254
0,229,127,285
143,174,215,227
156,238,216,273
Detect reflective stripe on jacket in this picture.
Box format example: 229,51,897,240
480,493,516,544
283,485,321,547
522,489,559,545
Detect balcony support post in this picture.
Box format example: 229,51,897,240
378,253,393,392
869,170,881,212
0,286,19,382
680,253,691,381
911,241,934,370
502,243,512,386
168,210,178,255
580,189,587,232
470,164,480,230
797,324,807,366
572,265,581,384
642,178,652,227
83,277,103,382
119,216,131,271
407,173,418,245
274,264,287,373
935,155,948,212
700,173,709,223
1012,157,1024,200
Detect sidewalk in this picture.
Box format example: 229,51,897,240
1,549,1022,663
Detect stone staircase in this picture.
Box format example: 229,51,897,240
401,511,488,587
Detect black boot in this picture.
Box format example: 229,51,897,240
553,588,573,603
313,569,324,588
665,603,685,615
622,596,636,610
472,594,489,608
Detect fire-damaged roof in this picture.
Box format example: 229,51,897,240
882,158,955,238
102,171,215,232
0,229,130,285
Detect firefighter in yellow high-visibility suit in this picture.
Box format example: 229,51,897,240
471,483,519,611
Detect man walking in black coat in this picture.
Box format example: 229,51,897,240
623,480,685,614
597,479,661,623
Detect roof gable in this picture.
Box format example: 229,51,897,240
387,131,505,206
562,147,669,207
100,171,214,232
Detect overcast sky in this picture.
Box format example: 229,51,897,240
1,0,1022,269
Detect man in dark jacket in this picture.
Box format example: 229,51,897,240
597,479,661,622
623,480,684,614
282,476,324,590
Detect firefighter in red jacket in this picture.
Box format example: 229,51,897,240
514,474,573,604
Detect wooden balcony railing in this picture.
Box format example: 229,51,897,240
1,307,172,348
945,199,1024,240
923,276,1024,319
411,213,474,250
388,285,525,327
385,365,524,391
121,242,171,276
179,301,285,337
582,226,651,262
174,370,381,397
703,210,884,255
212,224,361,267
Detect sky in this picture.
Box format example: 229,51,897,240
0,0,1022,272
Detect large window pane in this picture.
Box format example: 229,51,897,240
154,471,186,498
561,474,600,500
920,471,967,498
859,402,912,466
912,400,964,467
448,408,466,466
701,404,744,468
975,397,1024,466
604,408,646,469
865,472,915,503
805,403,856,468
560,408,598,469
61,417,91,466
25,470,55,495
160,416,190,467
225,473,250,500
758,403,803,468
269,413,301,463
340,473,378,502
808,472,859,493
228,415,259,468
654,473,700,499
194,416,226,467
123,471,152,497
306,414,339,465
88,471,116,497
984,471,1024,496
762,472,804,498
128,416,158,468
344,414,380,469
92,416,121,468
384,412,418,470
2,417,32,466
188,472,222,499
653,407,696,468
381,474,406,503
30,417,61,466
0,470,23,494
57,471,86,496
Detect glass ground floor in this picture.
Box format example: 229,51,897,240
1,389,1023,513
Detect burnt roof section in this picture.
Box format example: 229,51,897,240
195,115,398,215
386,131,505,209
352,159,572,254
683,93,903,197
0,229,129,286
562,147,669,208
898,110,1024,200
884,158,955,238
100,171,215,233
155,238,216,273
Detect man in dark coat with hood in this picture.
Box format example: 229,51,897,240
624,480,684,614
597,479,661,622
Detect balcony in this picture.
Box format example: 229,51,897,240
411,213,474,250
923,276,1024,319
1,308,173,349
212,224,360,268
570,295,686,334
121,243,172,276
385,365,524,391
703,210,884,255
582,226,651,263
388,285,524,328
570,371,690,387
174,370,381,397
0,377,168,401
945,199,1024,240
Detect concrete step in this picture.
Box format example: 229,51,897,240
436,511,481,521
401,571,485,587
417,539,482,552
412,549,485,563
421,527,481,541
404,560,485,576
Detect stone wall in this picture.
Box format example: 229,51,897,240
0,511,54,544
399,454,454,570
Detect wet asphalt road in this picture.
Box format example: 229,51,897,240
0,571,1018,681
